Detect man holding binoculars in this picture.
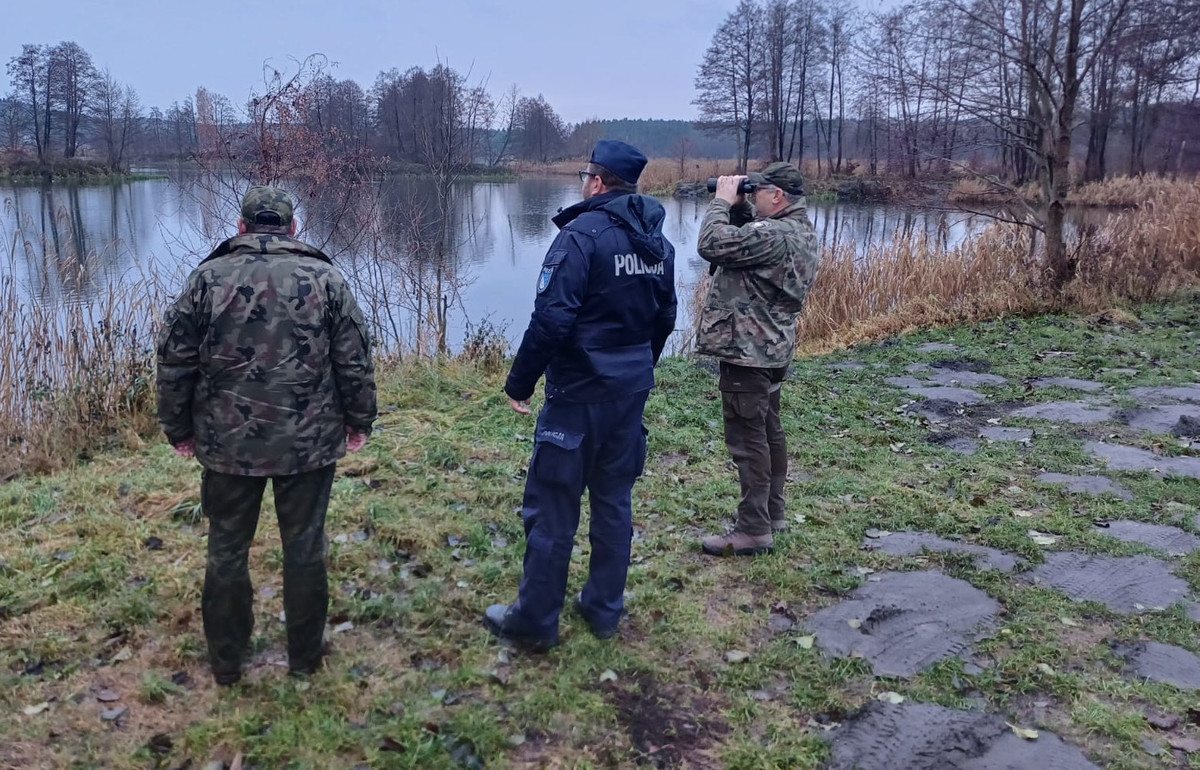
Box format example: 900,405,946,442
694,162,820,557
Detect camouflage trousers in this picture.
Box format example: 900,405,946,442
719,362,789,537
201,464,335,677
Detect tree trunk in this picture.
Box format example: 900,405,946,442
1047,0,1083,291
1044,195,1071,291
41,85,52,160
1084,117,1110,181
740,122,752,172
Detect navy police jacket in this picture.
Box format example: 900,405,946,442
505,190,677,403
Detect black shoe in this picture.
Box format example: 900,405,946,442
483,604,558,651
574,594,618,641
288,660,321,678
289,640,331,678
212,666,242,686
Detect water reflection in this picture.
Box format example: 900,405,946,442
5,184,131,302
0,175,1105,352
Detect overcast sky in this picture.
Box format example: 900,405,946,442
2,0,891,125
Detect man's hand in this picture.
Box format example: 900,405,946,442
346,429,368,453
715,175,747,205
509,397,532,415
171,438,196,459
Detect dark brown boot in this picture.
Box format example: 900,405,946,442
701,531,774,557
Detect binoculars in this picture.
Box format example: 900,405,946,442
706,178,758,194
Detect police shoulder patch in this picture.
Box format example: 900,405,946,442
537,266,555,293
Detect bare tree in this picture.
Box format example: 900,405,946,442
165,98,198,158
50,42,98,158
194,87,218,159
1119,0,1200,174
861,9,933,179
7,44,51,159
366,63,492,171
462,84,496,165
788,0,826,162
328,79,371,154
850,61,885,174
853,5,983,178
514,94,566,162
1082,24,1121,180
1,93,21,149
94,70,140,170
824,6,853,172
370,68,406,160
490,84,520,165
186,56,380,259
566,119,604,156
94,70,122,167
672,134,695,176
695,0,766,172
143,106,164,158
915,0,1133,289
763,0,797,162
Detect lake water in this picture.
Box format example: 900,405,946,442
0,174,1016,354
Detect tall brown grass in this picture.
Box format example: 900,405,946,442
945,177,1004,204
946,177,1043,206
637,159,744,193
0,268,164,479
1074,185,1200,298
794,182,1200,352
795,225,1040,351
1070,175,1200,207
948,173,1199,208
507,160,582,177
638,158,842,195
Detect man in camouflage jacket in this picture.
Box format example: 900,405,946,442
156,185,377,684
695,162,819,556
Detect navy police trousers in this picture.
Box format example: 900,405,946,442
508,391,650,642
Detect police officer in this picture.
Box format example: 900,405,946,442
485,140,677,649
157,186,377,684
695,163,819,556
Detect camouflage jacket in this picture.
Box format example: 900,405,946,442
156,233,377,477
695,199,819,368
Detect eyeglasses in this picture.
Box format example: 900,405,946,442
578,170,596,183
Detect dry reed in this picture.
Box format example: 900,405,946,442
795,182,1200,352
1072,184,1200,300
1070,175,1199,207
946,177,1001,204
637,158,847,194
796,225,1041,351
637,158,743,193
948,173,1199,208
0,268,164,478
0,197,178,477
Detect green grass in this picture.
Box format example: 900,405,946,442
3,295,1200,767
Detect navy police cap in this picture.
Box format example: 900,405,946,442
589,139,648,185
